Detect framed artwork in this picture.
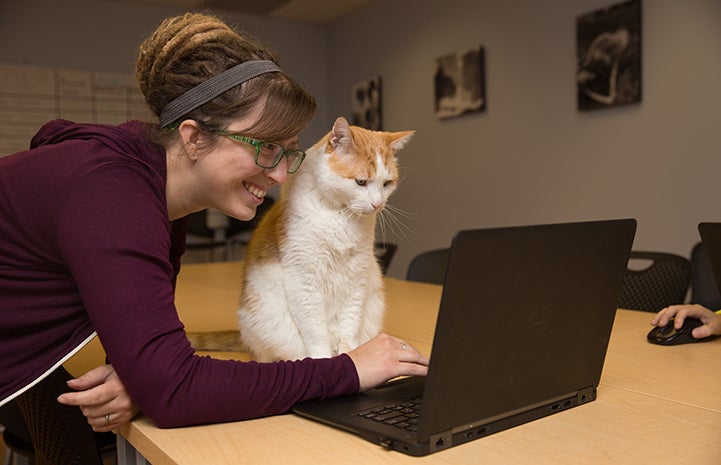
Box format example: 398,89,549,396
351,75,382,130
576,0,642,111
434,45,486,120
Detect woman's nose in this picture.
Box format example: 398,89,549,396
266,158,289,185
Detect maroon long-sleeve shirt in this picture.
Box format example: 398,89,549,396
0,119,358,427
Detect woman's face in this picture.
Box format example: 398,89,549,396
188,106,299,221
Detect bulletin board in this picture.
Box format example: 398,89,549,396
0,64,152,157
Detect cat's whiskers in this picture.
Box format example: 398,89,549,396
384,203,416,222
396,168,415,185
338,205,362,224
374,207,389,238
376,204,418,243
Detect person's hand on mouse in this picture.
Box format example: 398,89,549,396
652,304,721,339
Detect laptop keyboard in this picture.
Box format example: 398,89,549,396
355,398,422,432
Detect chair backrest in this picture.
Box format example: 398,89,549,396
690,241,721,310
406,248,450,285
227,196,275,239
13,366,106,465
374,242,398,275
187,209,220,239
618,251,691,312
0,399,35,460
185,200,277,262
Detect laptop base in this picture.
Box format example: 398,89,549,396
295,377,597,456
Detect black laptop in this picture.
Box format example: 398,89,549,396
293,218,637,456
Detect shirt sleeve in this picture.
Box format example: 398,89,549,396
56,160,359,427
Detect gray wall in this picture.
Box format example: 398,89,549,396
327,0,721,277
1,0,720,279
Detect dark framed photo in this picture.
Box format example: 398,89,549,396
351,75,382,130
434,45,486,120
576,0,642,111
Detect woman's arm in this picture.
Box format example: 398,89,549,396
60,333,429,429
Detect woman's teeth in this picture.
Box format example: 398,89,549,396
244,182,266,199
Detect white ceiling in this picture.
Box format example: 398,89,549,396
115,0,378,23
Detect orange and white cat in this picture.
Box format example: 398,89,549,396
237,116,414,361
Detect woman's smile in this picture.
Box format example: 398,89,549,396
243,181,267,201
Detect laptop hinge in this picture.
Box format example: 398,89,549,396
429,430,452,453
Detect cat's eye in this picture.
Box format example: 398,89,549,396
355,179,367,186
383,180,393,187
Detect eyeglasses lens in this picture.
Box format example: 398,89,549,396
286,151,304,173
256,142,283,168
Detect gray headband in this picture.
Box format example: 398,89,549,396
159,59,282,128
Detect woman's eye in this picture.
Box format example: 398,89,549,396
355,179,367,186
261,142,281,153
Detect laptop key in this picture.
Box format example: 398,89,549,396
374,411,405,422
356,398,423,431
385,415,409,425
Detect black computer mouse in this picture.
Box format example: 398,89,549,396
647,317,710,346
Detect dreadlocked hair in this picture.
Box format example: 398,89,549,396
136,12,316,145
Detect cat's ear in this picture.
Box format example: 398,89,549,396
329,117,354,154
388,130,415,152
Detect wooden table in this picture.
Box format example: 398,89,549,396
118,262,721,464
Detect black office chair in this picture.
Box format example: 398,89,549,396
690,241,721,310
3,366,116,465
185,198,275,262
618,251,691,312
374,242,398,275
185,210,231,261
1,400,34,465
406,248,450,285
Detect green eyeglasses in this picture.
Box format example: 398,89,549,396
212,129,306,174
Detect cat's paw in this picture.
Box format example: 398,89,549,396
307,346,334,359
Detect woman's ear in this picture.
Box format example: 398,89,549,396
177,120,203,161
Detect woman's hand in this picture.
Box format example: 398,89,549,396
651,304,721,339
57,364,140,432
347,333,430,392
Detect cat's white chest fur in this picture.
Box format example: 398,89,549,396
238,179,385,361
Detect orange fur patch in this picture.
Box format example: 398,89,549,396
327,126,405,181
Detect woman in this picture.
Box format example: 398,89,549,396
0,13,428,430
